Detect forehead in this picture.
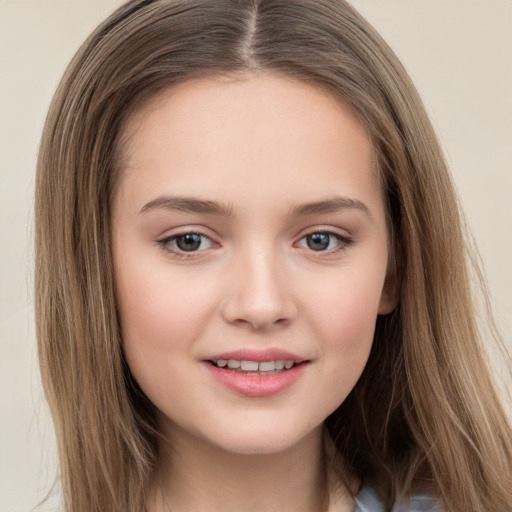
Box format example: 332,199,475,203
116,74,382,218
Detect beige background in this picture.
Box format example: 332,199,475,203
0,1,510,511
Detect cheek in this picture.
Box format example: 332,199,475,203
115,260,218,384
118,258,214,334
321,287,381,348
300,259,386,388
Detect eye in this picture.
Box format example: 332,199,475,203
298,231,352,252
158,232,214,254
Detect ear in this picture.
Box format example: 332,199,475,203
378,258,400,315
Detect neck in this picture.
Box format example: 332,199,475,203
148,423,345,512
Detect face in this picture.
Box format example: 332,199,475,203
112,74,395,455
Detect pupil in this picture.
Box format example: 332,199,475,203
177,234,202,251
307,233,330,251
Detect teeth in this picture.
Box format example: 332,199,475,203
258,361,276,371
241,360,259,371
216,359,296,371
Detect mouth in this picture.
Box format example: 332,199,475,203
203,350,310,397
207,358,301,375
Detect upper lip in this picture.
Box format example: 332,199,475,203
204,348,308,363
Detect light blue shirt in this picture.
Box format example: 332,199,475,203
354,484,442,512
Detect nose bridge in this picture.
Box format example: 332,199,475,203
222,237,295,329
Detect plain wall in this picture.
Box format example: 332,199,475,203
0,1,510,510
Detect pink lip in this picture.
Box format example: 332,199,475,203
202,348,309,398
205,348,307,364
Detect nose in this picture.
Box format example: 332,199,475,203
221,245,297,331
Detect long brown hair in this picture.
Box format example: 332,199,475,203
35,1,512,510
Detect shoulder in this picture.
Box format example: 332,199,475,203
355,484,443,512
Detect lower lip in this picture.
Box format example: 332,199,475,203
203,362,308,398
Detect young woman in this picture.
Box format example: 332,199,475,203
35,1,512,511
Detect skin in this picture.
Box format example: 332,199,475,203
112,74,396,512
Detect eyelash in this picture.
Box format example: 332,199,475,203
157,231,214,258
297,230,353,254
157,229,353,258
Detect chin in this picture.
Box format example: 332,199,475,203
197,420,322,456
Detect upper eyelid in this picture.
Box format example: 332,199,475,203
295,225,352,240
160,230,211,240
157,225,217,241
155,222,206,234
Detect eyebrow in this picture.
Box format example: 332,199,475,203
139,196,234,216
289,196,372,219
139,195,371,219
